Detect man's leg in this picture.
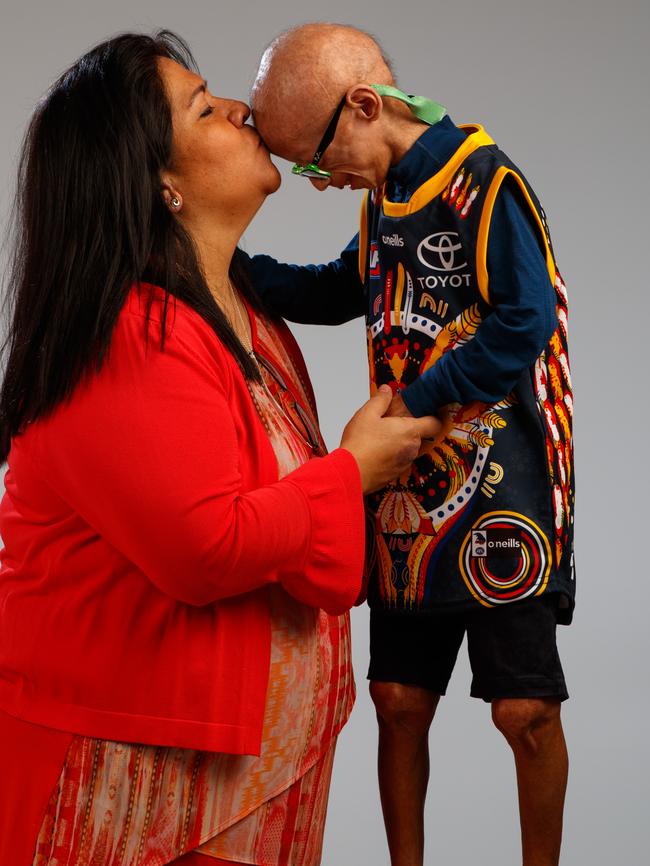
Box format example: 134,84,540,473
467,594,570,866
367,609,465,866
492,697,568,866
370,681,439,866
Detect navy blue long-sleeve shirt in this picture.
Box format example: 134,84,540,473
245,115,557,417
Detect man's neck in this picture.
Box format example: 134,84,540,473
387,114,431,167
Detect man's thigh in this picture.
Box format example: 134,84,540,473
367,607,466,694
465,593,569,702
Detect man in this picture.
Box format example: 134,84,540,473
246,23,575,866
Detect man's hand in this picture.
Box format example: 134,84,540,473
385,390,443,458
384,391,415,418
384,390,445,458
340,385,441,494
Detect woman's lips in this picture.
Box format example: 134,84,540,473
246,124,264,147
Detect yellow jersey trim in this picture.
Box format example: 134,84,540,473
394,262,405,326
381,124,495,218
358,191,369,283
476,167,556,306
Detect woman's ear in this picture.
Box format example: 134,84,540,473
160,174,182,212
346,84,383,122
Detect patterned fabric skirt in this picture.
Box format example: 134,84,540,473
32,735,337,866
0,588,350,866
19,589,350,866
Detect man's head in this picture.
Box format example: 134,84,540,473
251,23,426,191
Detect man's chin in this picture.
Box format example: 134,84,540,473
336,175,375,191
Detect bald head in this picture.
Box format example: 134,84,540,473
251,23,395,158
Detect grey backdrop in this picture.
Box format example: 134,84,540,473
1,0,648,863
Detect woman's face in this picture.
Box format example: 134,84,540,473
157,57,280,224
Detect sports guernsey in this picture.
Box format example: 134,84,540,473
358,124,575,619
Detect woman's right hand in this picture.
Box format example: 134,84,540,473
340,384,442,494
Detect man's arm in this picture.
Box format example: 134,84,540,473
242,233,365,325
399,180,558,417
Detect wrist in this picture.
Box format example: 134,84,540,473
401,387,439,419
340,446,372,495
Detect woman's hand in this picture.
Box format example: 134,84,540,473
340,384,442,494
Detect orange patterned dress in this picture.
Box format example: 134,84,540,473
30,304,355,866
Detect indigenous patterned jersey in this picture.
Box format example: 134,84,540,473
358,124,575,620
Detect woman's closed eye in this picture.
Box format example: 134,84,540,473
200,105,213,118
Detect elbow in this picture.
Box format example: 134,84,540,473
507,303,558,365
143,530,249,607
527,305,559,361
151,567,259,608
528,283,559,356
166,507,281,606
279,570,361,616
543,302,559,345
146,562,230,607
173,589,217,608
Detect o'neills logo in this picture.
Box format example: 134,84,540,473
472,528,522,558
460,512,552,606
382,233,405,247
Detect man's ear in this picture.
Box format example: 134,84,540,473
346,84,383,122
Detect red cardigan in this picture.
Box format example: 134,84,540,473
0,283,365,755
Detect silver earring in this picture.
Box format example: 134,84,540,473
171,196,181,209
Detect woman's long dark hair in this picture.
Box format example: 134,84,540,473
0,29,267,464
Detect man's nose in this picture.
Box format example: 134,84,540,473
227,101,251,127
309,177,330,192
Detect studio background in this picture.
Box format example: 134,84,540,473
1,0,647,863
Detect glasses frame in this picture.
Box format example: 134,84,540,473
291,94,347,179
292,85,447,180
252,348,322,452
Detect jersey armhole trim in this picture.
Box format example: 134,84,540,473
476,167,556,306
358,191,369,283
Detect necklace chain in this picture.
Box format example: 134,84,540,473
223,280,258,364
222,282,318,452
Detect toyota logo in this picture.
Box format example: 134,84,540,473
417,232,466,271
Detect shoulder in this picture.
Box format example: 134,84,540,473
15,283,236,461
118,282,232,377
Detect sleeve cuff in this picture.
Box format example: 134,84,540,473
278,447,366,615
400,382,441,419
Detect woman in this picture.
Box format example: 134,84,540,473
0,30,438,866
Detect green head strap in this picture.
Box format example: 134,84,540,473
370,84,447,126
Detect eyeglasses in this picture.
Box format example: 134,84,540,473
252,348,322,452
291,94,347,180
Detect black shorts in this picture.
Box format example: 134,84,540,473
367,593,569,702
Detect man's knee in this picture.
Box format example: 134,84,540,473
492,697,563,754
369,680,439,735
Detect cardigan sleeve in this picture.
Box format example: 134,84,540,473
31,305,365,613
